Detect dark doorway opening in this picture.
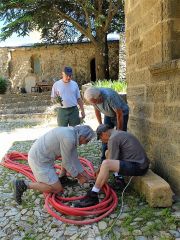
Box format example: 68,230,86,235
90,58,96,82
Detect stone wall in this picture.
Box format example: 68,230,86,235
125,0,180,195
0,48,10,79
0,41,119,92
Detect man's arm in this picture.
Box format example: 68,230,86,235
94,107,102,124
51,84,56,103
114,108,123,130
60,138,81,178
77,98,85,118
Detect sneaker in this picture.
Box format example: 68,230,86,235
110,175,126,191
59,176,78,187
12,180,27,204
74,190,99,208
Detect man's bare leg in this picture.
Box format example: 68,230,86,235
29,180,63,193
94,160,120,189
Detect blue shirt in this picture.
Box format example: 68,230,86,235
95,88,129,117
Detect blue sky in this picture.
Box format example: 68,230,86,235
0,21,42,47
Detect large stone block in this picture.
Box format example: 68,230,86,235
127,69,150,85
146,84,168,103
132,169,173,207
128,38,143,56
153,160,180,196
140,0,159,16
131,103,152,119
152,104,174,121
127,86,145,102
168,163,180,195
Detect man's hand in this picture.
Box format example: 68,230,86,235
76,170,94,184
81,110,85,119
76,173,88,185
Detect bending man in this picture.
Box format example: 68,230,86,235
84,86,129,161
13,125,95,204
76,124,149,207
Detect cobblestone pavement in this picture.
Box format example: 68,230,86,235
0,106,179,240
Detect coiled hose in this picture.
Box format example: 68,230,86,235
1,151,118,225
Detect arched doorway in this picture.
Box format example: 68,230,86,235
90,58,96,82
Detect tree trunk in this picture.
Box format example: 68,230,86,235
94,31,109,80
105,33,110,79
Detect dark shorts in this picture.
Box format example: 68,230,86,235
119,161,149,176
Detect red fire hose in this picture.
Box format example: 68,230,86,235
1,151,118,225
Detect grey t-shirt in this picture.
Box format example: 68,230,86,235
108,130,149,169
94,88,129,117
28,127,83,177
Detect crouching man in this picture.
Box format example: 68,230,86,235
76,124,149,207
13,125,95,204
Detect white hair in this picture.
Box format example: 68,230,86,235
84,87,101,101
74,125,95,142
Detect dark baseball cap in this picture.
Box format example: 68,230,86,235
96,124,111,140
63,66,73,76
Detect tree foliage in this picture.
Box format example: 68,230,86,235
0,0,124,79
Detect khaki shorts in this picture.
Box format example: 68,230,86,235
28,157,59,185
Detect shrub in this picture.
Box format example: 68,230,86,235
92,79,127,93
0,77,8,94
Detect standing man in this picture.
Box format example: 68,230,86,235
12,125,95,205
75,124,149,207
51,66,85,126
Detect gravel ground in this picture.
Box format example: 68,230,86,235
0,109,179,240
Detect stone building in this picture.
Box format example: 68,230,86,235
0,40,119,92
126,0,180,195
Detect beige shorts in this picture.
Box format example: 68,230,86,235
28,157,59,185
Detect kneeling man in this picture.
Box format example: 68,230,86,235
13,125,95,204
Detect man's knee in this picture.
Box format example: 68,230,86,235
101,160,111,170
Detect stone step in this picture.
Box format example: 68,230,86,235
0,92,50,98
132,169,173,207
0,112,56,122
0,118,57,132
0,100,52,110
0,105,55,115
0,93,51,104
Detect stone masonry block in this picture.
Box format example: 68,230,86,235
127,86,145,102
168,163,180,195
140,0,158,16
132,169,173,207
146,84,168,103
132,103,152,119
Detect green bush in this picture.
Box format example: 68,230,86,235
92,79,127,93
0,77,8,94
